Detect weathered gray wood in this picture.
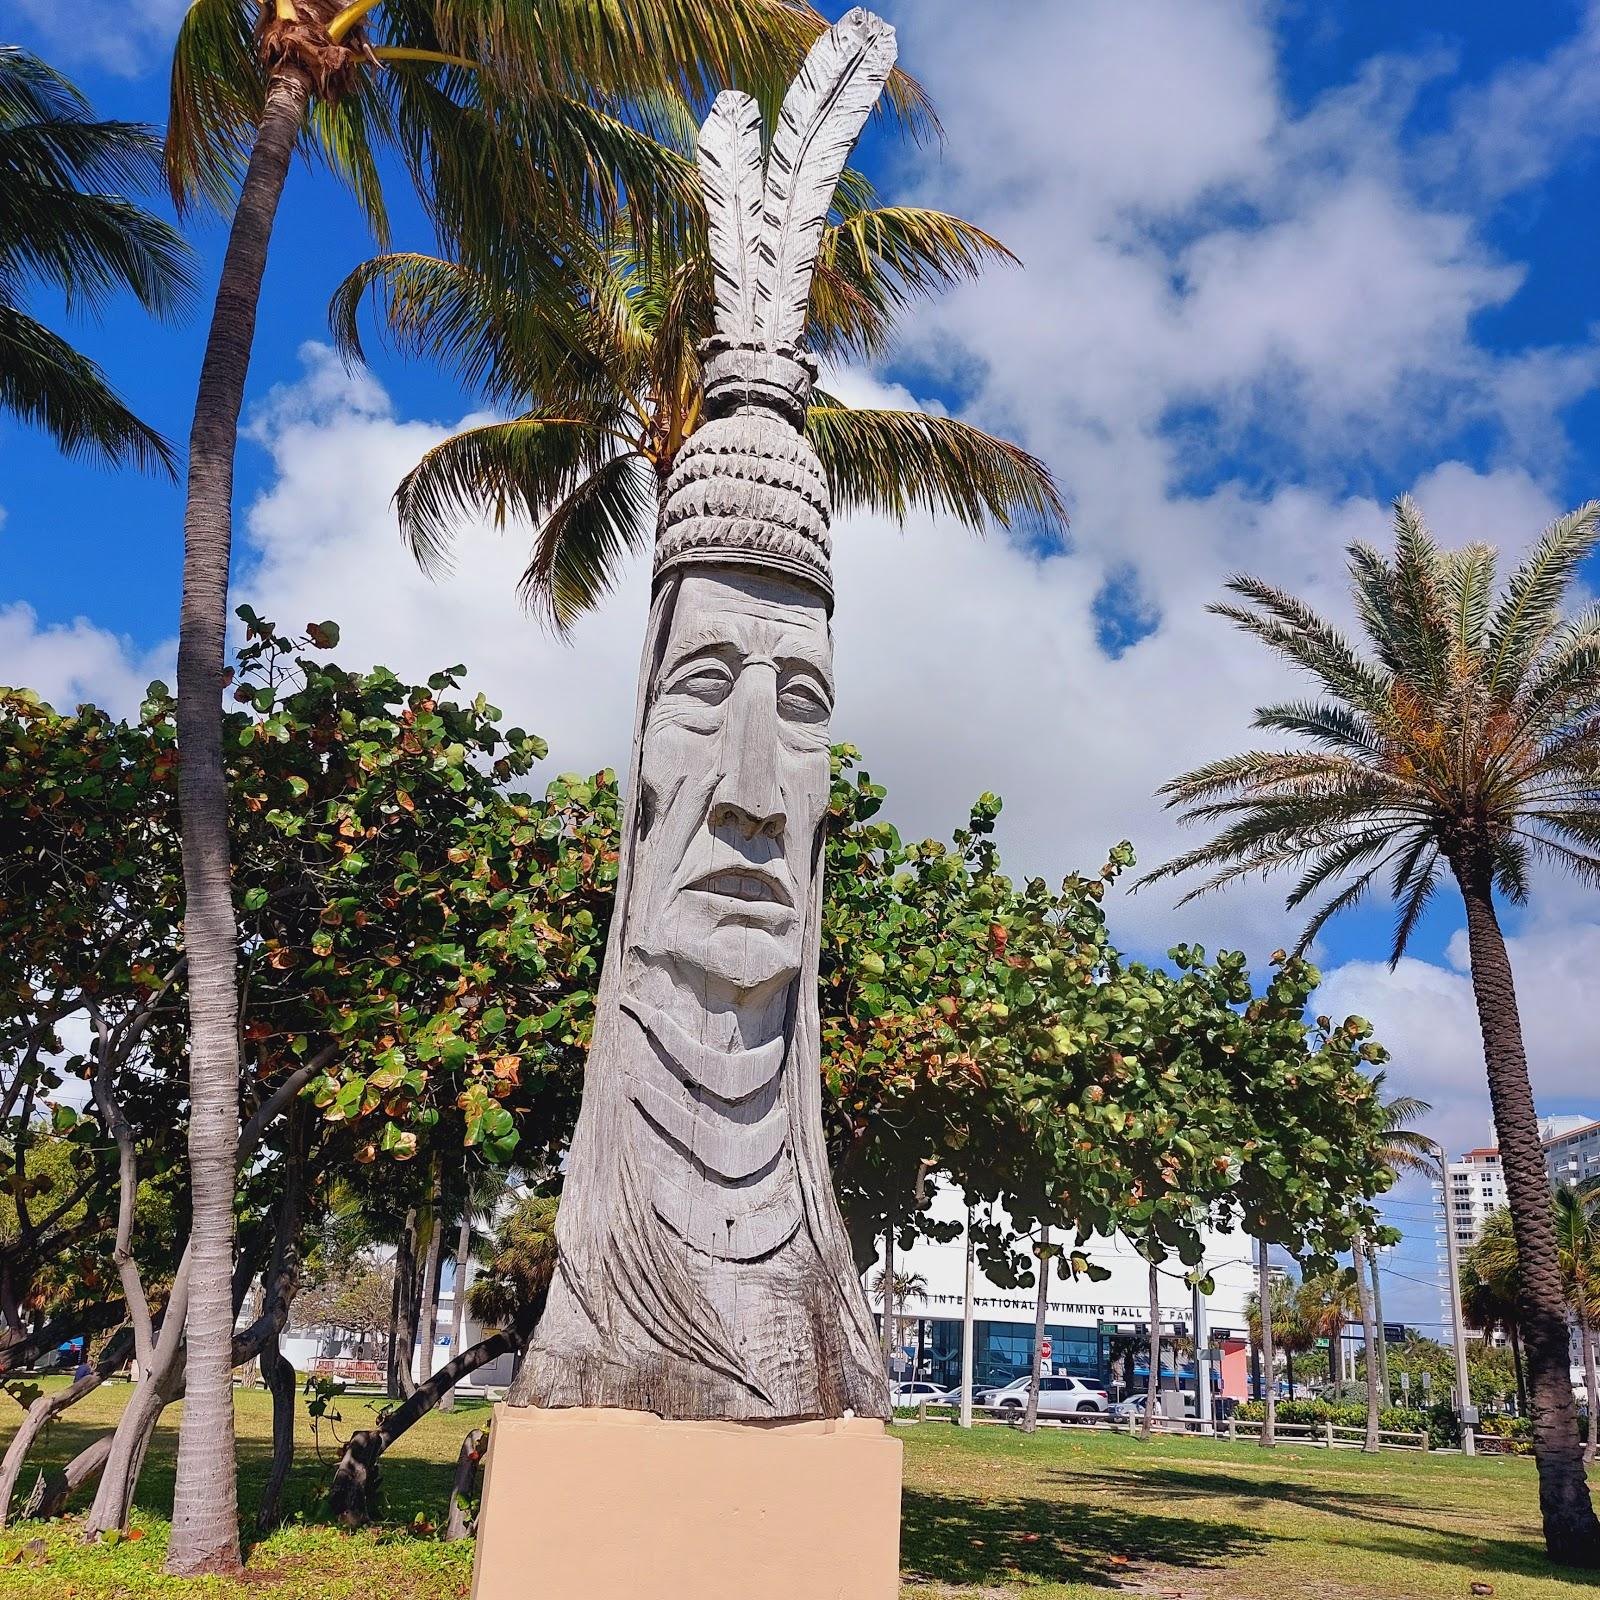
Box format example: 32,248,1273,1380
508,8,897,1424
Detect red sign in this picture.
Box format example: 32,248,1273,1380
1040,1337,1052,1361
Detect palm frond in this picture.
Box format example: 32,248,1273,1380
392,411,621,575
165,0,262,214
809,205,1015,360
0,304,176,476
1485,502,1600,699
805,404,1064,536
1441,540,1496,659
522,450,656,630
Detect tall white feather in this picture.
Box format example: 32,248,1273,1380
696,90,765,343
753,6,897,351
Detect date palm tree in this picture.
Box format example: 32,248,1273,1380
0,46,189,473
1146,498,1600,1563
330,185,1063,629
1462,1207,1528,1414
160,0,927,1574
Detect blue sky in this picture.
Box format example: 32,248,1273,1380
7,1,1600,1329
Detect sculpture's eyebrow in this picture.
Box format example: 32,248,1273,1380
662,621,833,687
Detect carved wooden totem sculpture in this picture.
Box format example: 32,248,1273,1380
507,8,896,1423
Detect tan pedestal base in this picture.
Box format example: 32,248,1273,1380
470,1405,902,1600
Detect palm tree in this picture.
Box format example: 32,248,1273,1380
0,46,189,472
1356,1079,1434,1423
1145,499,1600,1564
331,187,1063,630
1462,1207,1528,1414
869,1264,928,1372
1553,1186,1600,1465
158,2,927,1574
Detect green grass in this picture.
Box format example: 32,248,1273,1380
0,1381,1594,1598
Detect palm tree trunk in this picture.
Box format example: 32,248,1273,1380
1352,1232,1381,1452
1142,1255,1160,1442
1369,1242,1390,1405
1454,854,1600,1565
440,1210,473,1414
1022,1229,1049,1435
880,1220,895,1375
166,62,312,1580
1585,1325,1598,1467
1512,1323,1529,1416
388,1207,420,1399
1258,1236,1276,1448
416,1158,446,1386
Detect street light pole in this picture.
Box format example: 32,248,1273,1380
1193,1274,1212,1434
1434,1142,1476,1457
959,1202,975,1429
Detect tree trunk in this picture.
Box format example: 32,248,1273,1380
30,1433,114,1522
1352,1232,1381,1453
0,1330,131,1527
167,61,313,1580
1453,852,1600,1566
329,1323,525,1525
1022,1228,1049,1435
255,1336,297,1533
1369,1240,1390,1405
1258,1236,1276,1448
1142,1255,1161,1442
416,1158,446,1387
388,1207,420,1400
879,1221,894,1376
1585,1325,1598,1468
84,1361,181,1538
441,1210,473,1414
443,1428,486,1540
1512,1323,1529,1417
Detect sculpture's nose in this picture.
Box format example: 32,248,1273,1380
709,667,786,842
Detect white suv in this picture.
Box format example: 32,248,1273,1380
991,1374,1109,1414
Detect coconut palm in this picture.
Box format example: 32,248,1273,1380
0,46,189,473
159,2,928,1573
331,187,1063,630
1145,498,1600,1563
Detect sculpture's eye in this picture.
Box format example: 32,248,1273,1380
670,660,733,704
778,675,830,724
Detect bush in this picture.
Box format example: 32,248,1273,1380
1476,1414,1533,1454
1233,1398,1459,1449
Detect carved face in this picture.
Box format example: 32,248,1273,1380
631,568,833,997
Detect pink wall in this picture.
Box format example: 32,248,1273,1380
1219,1339,1249,1400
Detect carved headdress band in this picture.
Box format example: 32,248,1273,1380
652,7,899,610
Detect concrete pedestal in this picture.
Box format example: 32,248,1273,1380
469,1406,902,1600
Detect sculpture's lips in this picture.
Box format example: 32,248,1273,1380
688,867,793,907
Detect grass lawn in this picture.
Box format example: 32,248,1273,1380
0,1381,1594,1598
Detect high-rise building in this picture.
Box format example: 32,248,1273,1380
1542,1116,1600,1190
1444,1149,1508,1249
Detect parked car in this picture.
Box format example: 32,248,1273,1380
1109,1390,1197,1421
984,1374,1109,1414
890,1381,951,1405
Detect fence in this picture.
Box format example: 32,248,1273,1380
904,1400,1429,1452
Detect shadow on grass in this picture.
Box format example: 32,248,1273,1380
900,1485,1268,1590
1039,1462,1600,1590
3,1387,493,1534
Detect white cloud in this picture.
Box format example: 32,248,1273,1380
11,0,188,78
0,603,170,718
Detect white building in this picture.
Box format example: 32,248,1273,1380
871,1185,1259,1400
1543,1116,1600,1191
1444,1149,1508,1250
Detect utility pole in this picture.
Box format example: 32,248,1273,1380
1434,1142,1476,1456
959,1203,975,1429
1192,1274,1212,1434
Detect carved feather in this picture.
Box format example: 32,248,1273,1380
697,91,765,343
754,7,898,350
